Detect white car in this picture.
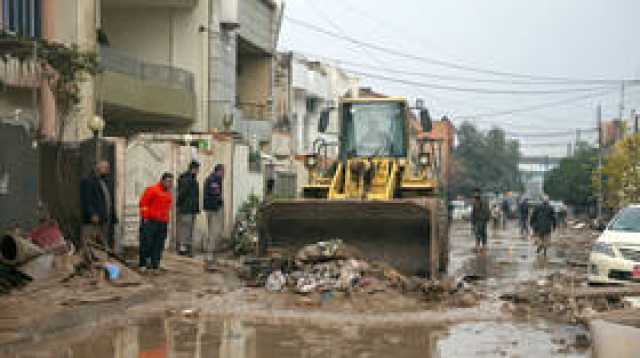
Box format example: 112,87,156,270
589,205,640,284
451,200,471,221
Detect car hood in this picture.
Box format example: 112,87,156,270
598,230,640,247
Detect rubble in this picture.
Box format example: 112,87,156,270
240,239,480,307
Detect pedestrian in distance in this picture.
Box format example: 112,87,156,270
139,172,174,274
471,189,491,252
491,204,502,232
203,164,225,262
80,160,118,257
501,196,511,230
557,203,568,232
176,160,200,257
518,198,530,238
530,195,556,258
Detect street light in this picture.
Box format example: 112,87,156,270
88,115,105,163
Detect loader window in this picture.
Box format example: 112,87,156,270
342,102,406,158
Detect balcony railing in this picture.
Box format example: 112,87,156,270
99,46,194,92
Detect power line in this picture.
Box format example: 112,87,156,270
298,51,616,86
456,89,616,119
344,68,613,95
285,16,639,84
506,128,598,137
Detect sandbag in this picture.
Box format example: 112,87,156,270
0,231,44,266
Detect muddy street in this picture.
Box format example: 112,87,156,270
5,221,596,357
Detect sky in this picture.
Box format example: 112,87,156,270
278,0,640,157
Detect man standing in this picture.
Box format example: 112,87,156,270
519,198,530,237
471,189,491,252
176,161,200,257
530,196,556,257
501,195,511,229
139,173,174,273
80,161,117,255
203,164,224,260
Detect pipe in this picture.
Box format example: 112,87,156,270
0,232,44,266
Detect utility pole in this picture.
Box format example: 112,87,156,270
633,108,638,134
597,104,603,220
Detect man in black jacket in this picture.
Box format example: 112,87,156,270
176,160,200,256
80,160,117,253
471,189,491,252
203,164,224,260
530,196,556,257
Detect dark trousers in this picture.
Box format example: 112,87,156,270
139,220,168,269
474,221,488,247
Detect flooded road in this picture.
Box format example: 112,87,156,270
9,221,591,357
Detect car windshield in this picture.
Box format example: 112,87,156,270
609,207,640,232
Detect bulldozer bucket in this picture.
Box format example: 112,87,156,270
258,198,448,277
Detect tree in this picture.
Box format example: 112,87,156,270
600,134,640,209
450,122,522,197
544,142,598,207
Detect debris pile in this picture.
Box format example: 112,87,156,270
244,239,481,306
500,271,639,323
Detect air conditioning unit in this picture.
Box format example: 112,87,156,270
220,0,240,30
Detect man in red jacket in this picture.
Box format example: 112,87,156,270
139,172,174,273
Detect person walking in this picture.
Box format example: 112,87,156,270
203,164,224,261
139,172,174,274
80,160,117,256
471,189,491,252
491,204,502,232
501,196,511,230
518,198,530,237
176,160,200,257
530,196,556,257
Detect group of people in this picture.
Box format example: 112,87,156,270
80,160,225,275
470,190,559,257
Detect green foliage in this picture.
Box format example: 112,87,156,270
232,194,262,255
0,32,98,117
449,122,522,197
544,142,598,206
601,134,640,208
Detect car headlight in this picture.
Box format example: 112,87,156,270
418,153,430,166
591,242,616,258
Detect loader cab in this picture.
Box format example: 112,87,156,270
339,99,408,160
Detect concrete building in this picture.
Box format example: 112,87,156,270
0,0,284,140
271,52,359,196
274,53,359,157
0,1,283,252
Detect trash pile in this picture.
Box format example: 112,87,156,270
500,271,638,323
244,239,481,306
232,194,261,255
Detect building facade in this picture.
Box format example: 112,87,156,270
0,0,284,141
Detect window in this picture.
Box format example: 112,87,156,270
2,0,41,38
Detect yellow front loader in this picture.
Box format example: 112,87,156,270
259,97,449,277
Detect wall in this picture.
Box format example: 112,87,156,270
238,0,275,53
232,144,264,223
102,8,172,65
0,122,39,231
208,0,237,131
50,0,96,142
236,53,272,120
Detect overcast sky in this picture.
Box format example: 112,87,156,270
279,0,640,156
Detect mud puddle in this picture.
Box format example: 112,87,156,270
6,222,594,357
11,314,590,357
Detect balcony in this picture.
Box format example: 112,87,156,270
101,0,196,9
99,46,195,131
0,59,40,89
